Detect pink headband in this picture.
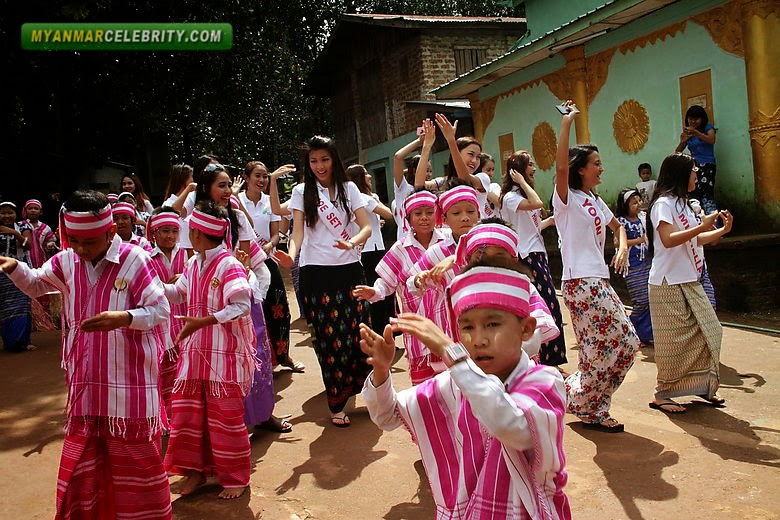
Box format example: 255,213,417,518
106,193,119,203
59,203,114,249
448,266,531,319
22,199,42,219
111,201,136,218
147,213,181,240
189,207,231,249
436,185,478,225
403,191,437,217
455,223,519,266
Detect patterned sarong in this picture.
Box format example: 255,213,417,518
562,277,639,423
300,262,372,413
649,281,721,400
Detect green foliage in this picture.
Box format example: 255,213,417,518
2,0,516,181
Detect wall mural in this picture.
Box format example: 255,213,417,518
613,99,650,154
531,121,557,170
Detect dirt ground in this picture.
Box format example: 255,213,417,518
1,289,778,520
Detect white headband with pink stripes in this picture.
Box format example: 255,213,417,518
189,207,229,238
111,202,136,218
448,266,531,318
455,223,519,266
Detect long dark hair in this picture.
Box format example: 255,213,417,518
445,136,481,187
195,164,239,247
164,164,193,199
646,153,696,258
500,150,531,204
301,136,350,227
684,105,708,132
404,154,422,185
567,144,599,193
346,164,371,195
121,173,150,210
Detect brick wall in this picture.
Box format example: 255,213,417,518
337,27,522,155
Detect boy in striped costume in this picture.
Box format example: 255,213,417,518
353,190,449,384
163,201,255,499
361,257,570,520
405,185,479,379
112,201,153,253
147,207,188,422
0,190,172,520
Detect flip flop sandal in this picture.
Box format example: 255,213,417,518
581,419,625,433
283,359,306,373
697,394,726,407
331,412,351,428
649,401,687,414
257,416,293,433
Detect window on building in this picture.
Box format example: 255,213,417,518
454,48,487,76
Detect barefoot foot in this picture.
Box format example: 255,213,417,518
170,472,206,495
218,486,247,499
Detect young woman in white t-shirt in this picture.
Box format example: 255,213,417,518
240,160,305,376
499,150,565,368
275,136,373,428
552,102,639,433
646,153,733,414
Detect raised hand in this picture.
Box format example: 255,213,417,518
434,113,458,142
421,118,436,148
271,164,296,180
359,323,396,386
352,285,376,301
389,314,451,359
231,176,245,196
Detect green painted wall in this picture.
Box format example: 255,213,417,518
479,19,754,225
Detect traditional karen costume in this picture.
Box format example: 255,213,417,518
163,208,255,490
8,203,172,519
363,266,570,519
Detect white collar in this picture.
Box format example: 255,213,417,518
503,350,532,387
195,243,227,270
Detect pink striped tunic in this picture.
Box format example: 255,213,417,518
126,233,153,254
9,238,169,438
149,245,188,351
169,248,255,397
24,220,56,268
407,236,461,338
363,355,571,520
375,229,449,384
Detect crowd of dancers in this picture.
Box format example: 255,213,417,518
0,104,733,519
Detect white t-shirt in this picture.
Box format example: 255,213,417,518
393,177,416,240
238,192,281,244
501,190,545,258
636,180,657,209
648,196,701,285
289,181,367,267
552,189,613,280
361,193,385,252
474,172,497,219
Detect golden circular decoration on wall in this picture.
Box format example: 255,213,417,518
532,122,557,171
613,99,650,154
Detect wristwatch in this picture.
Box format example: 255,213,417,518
444,343,470,366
